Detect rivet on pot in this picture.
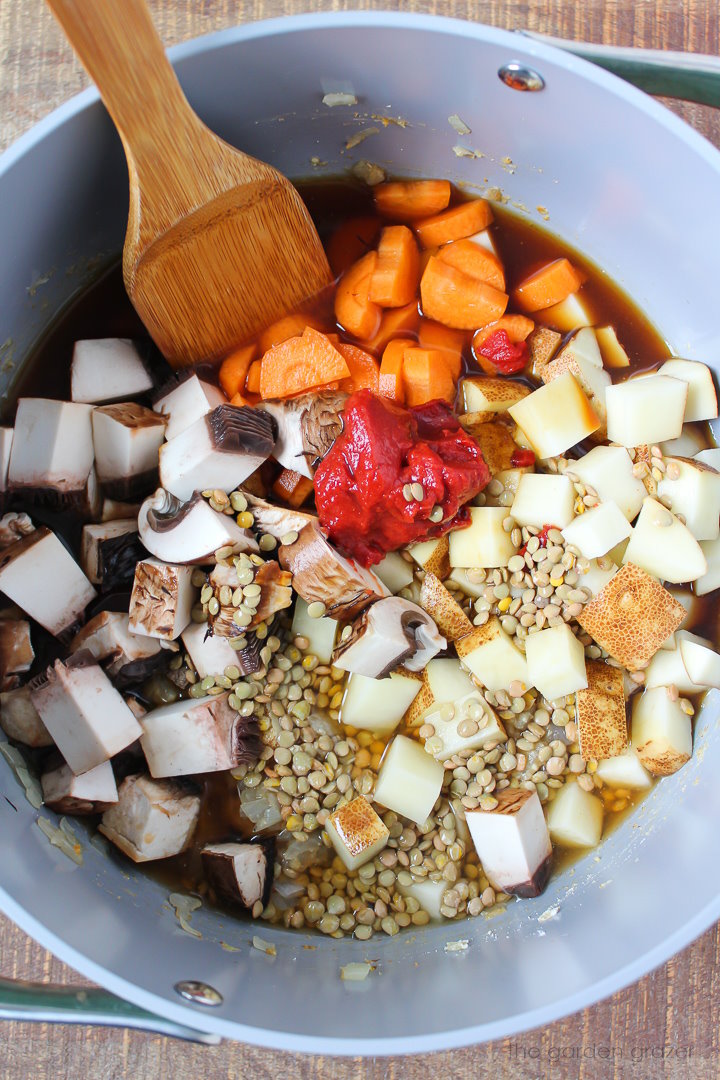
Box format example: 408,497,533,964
174,980,224,1007
498,63,545,92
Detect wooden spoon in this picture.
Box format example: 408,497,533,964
46,0,333,369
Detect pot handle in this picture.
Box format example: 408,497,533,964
0,975,220,1043
521,33,720,108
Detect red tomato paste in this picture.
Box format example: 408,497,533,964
477,329,528,375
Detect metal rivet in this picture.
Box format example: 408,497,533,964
174,980,223,1007
498,63,545,92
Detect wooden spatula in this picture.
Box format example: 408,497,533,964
46,0,333,369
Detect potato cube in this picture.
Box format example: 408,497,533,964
407,535,450,579
419,572,472,642
425,658,476,703
644,644,701,694
510,473,575,529
446,568,487,599
678,633,720,689
525,624,587,702
558,327,603,368
578,563,686,669
448,507,518,569
99,775,200,863
569,445,645,521
605,374,687,446
562,501,632,560
658,358,718,422
397,877,450,920
422,691,506,761
543,345,611,431
595,747,652,789
461,377,530,415
657,457,720,541
631,686,692,775
661,427,707,458
622,497,707,583
595,326,630,369
374,551,415,594
372,734,444,825
575,660,627,760
508,372,600,459
291,596,338,663
493,467,532,499
455,618,529,691
341,670,422,734
577,557,618,597
695,448,720,469
465,788,552,897
695,536,720,596
325,796,389,871
459,418,520,473
537,292,593,333
546,780,604,848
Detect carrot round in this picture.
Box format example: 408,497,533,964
272,469,314,508
362,302,419,354
245,359,262,395
259,313,327,354
415,199,493,249
512,258,586,312
473,314,535,349
437,238,505,290
369,225,420,308
420,257,508,331
402,348,456,407
373,180,451,221
334,252,382,340
379,338,414,403
418,319,467,382
335,342,380,393
326,215,382,277
219,343,257,399
259,327,351,400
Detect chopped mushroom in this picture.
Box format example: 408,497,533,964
260,390,347,479
138,488,258,564
128,558,195,641
207,560,292,637
101,498,141,522
159,405,276,502
332,596,446,678
0,527,96,636
0,617,33,678
465,788,553,897
0,512,34,550
278,522,389,620
152,372,226,441
0,685,54,748
91,403,166,499
201,840,274,909
80,519,139,585
180,620,255,678
41,759,118,815
0,427,13,508
70,338,153,404
69,611,163,678
99,773,201,862
140,693,262,777
241,491,316,541
8,398,99,515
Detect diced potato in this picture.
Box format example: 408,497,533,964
455,618,529,691
325,796,389,871
605,374,687,446
695,535,720,596
291,597,338,664
578,557,618,596
407,535,450,579
661,427,707,458
446,568,486,599
644,645,701,694
559,327,603,368
658,358,718,422
372,734,444,825
561,501,632,559
527,325,562,377
461,377,530,416
508,372,600,459
595,326,630,369
374,551,415,594
448,507,518,569
459,418,519,473
525,623,587,702
546,780,604,848
419,572,473,642
397,876,449,920
402,678,435,730
341,671,422,734
595,747,652,789
678,632,720,689
657,457,720,541
695,447,720,469
467,228,500,258
423,691,505,761
622,497,707,583
425,658,476,703
510,473,575,529
544,346,611,431
569,445,646,522
631,686,692,775
575,660,627,760
493,467,533,498
537,292,593,332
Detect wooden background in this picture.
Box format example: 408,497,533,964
1,0,720,1076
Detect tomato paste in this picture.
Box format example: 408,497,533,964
477,329,528,375
314,390,490,566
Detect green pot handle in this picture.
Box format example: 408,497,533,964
522,32,720,108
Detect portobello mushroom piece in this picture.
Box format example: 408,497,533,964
201,839,275,909
128,558,195,641
70,338,154,404
279,522,389,621
101,498,141,522
181,620,261,678
332,596,447,678
241,491,317,541
152,371,226,441
207,559,292,637
0,512,34,550
0,684,54,748
138,488,258,564
41,758,118,815
0,617,34,678
0,427,13,510
91,402,167,499
99,773,201,862
465,788,553,898
260,389,348,479
0,527,97,637
69,611,163,677
139,692,262,777
159,405,275,502
81,519,139,585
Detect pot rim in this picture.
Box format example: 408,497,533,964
2,9,720,1054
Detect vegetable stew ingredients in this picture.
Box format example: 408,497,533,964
414,198,494,248
369,225,421,308
259,327,351,400
512,258,585,312
373,179,451,220
334,251,382,339
420,257,508,330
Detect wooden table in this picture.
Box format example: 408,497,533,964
1,1,719,1075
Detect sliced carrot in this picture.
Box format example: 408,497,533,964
258,313,326,354
437,238,505,291
368,225,420,308
229,390,258,407
326,215,382,276
219,344,257,399
417,319,467,382
259,327,351,400
473,315,535,349
420,257,508,331
246,359,262,395
374,180,451,221
361,302,419,354
334,252,382,340
379,338,414,403
402,348,456,407
415,199,493,249
272,468,315,508
335,342,380,393
512,258,586,312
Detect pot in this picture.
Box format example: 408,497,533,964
1,11,720,1054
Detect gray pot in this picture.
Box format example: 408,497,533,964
1,11,719,1054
